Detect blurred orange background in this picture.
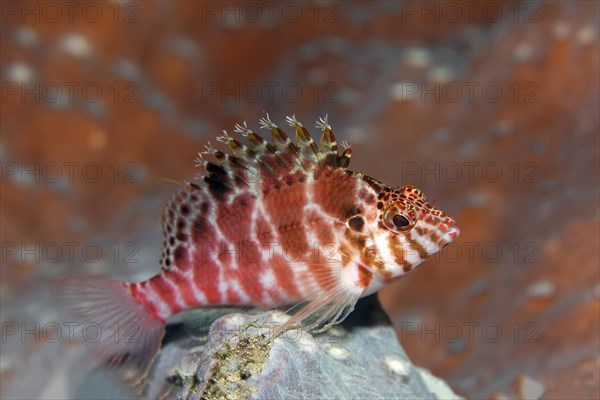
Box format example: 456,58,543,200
1,1,598,399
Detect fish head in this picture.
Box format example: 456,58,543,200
370,184,460,278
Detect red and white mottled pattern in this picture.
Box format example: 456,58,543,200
56,115,460,387
130,115,460,323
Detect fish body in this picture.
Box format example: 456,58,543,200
56,115,459,386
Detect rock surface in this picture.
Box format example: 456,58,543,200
148,310,462,400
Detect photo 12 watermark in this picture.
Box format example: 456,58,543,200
199,1,340,24
398,320,540,344
1,1,140,24
398,161,540,184
2,241,140,264
390,81,540,104
195,80,339,104
398,1,540,24
2,162,141,185
1,81,140,104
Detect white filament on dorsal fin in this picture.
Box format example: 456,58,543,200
259,113,277,130
341,140,351,150
201,141,216,155
216,130,233,144
285,114,303,128
315,114,331,131
233,121,252,137
193,152,206,168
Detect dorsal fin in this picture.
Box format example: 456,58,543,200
191,114,352,203
315,115,341,168
286,114,319,161
338,140,352,169
260,114,299,154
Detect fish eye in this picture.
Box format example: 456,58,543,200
393,214,410,228
383,206,415,232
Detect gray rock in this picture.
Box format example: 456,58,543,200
155,311,463,400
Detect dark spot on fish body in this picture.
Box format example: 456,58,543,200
348,215,365,232
406,232,428,259
177,219,186,230
174,246,185,263
234,175,245,186
204,176,230,201
169,236,175,246
201,202,209,212
206,160,230,178
180,204,190,216
357,265,373,288
176,232,188,242
415,227,427,237
344,207,362,219
345,231,366,249
402,263,412,273
192,217,205,241
361,247,380,269
324,153,337,167
339,246,352,266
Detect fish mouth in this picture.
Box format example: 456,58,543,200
437,218,460,247
446,225,460,242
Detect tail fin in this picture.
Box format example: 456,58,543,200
53,277,166,387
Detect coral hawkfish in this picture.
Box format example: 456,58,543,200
56,114,459,386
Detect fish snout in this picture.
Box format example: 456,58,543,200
438,217,460,247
